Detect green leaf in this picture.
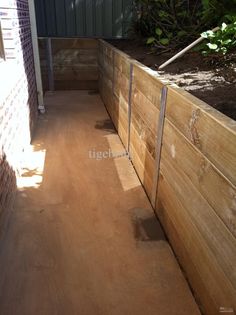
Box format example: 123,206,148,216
158,10,168,18
202,0,210,10
177,30,187,37
160,38,169,45
202,50,208,56
223,39,232,45
221,22,228,31
201,32,208,39
201,30,215,38
224,14,233,22
207,43,218,50
146,37,156,45
155,28,162,36
221,47,227,54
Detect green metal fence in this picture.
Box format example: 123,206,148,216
35,0,133,38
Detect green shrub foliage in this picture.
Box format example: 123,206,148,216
132,0,236,51
201,16,236,55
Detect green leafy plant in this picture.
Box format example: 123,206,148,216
146,27,170,47
201,17,236,55
132,0,236,51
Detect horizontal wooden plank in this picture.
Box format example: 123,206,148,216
100,40,131,65
100,80,113,114
117,122,128,149
130,108,157,160
100,82,129,149
114,51,131,78
162,119,236,238
112,97,129,131
116,92,129,117
158,134,236,295
39,38,99,92
100,55,130,149
156,176,235,315
113,69,130,103
53,66,98,81
54,80,98,90
101,57,113,81
130,123,156,199
52,38,98,52
100,41,113,60
166,86,236,186
98,52,104,69
132,87,159,136
129,141,153,199
133,63,165,109
100,49,113,64
99,70,112,91
53,49,98,61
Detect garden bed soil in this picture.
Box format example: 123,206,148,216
108,39,236,121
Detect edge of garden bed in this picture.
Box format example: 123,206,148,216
100,40,236,130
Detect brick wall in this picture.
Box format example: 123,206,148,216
0,0,38,214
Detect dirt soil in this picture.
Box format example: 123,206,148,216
108,39,236,121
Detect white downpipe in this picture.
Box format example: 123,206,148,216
28,0,45,113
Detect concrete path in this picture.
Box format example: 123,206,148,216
0,91,200,315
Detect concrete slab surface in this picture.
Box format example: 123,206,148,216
0,91,200,315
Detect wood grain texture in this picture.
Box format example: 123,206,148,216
129,64,164,199
165,86,236,185
132,63,165,109
53,66,98,81
129,126,155,199
99,40,236,315
39,38,99,91
156,178,235,315
156,107,236,314
99,41,131,149
161,119,236,237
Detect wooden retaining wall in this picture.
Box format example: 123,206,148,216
98,39,236,315
98,42,131,149
39,38,98,91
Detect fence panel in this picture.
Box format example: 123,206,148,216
35,0,133,38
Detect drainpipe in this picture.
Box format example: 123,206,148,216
28,0,45,113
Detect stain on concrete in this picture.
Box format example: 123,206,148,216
131,208,166,242
95,119,116,133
